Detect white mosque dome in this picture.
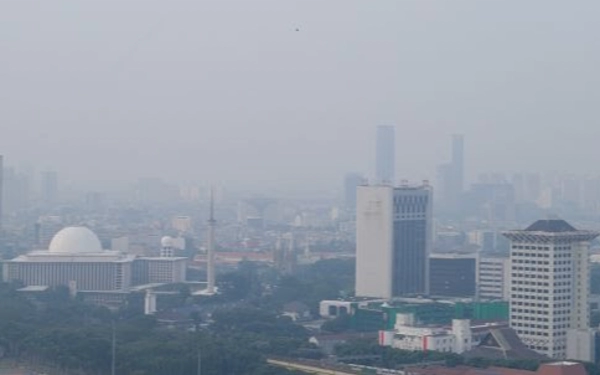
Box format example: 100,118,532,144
161,236,174,247
48,227,103,254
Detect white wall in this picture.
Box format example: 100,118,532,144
355,186,393,299
566,329,595,363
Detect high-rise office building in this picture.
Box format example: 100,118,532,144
376,125,395,185
343,172,365,210
355,183,432,299
503,219,598,359
436,135,465,213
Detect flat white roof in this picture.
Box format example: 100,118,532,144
18,285,50,292
138,257,188,261
130,283,168,292
546,361,580,366
6,251,136,263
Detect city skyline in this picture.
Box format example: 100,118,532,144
3,0,600,191
4,0,600,372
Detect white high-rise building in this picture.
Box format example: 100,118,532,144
355,183,432,299
503,219,598,359
478,254,510,300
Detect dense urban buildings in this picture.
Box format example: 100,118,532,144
375,125,395,185
504,219,598,359
355,183,432,299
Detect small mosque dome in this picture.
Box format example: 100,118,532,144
161,236,174,247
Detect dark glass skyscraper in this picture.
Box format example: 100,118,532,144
391,186,432,296
376,125,395,185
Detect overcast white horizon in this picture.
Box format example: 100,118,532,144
2,0,600,192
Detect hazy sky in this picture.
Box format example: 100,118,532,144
1,0,600,191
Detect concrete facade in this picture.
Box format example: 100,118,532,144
478,255,510,300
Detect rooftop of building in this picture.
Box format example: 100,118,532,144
463,327,547,361
525,219,577,233
5,226,188,264
7,251,137,263
17,285,50,292
137,256,188,261
430,252,478,259
503,218,599,241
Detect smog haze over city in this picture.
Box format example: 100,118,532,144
5,1,600,375
2,0,600,192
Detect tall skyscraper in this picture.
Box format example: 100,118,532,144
355,183,432,299
343,172,365,210
503,219,598,359
376,125,395,185
436,135,464,213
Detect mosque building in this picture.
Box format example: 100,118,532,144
2,226,187,305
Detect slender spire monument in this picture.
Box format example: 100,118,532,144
206,187,216,294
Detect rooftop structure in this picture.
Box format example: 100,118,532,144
463,327,548,360
524,220,576,233
504,219,598,243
